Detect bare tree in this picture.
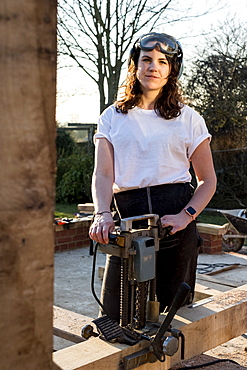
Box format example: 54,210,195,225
58,0,209,113
185,19,247,147
185,19,247,207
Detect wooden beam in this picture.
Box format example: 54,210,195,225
207,263,240,275
0,1,57,369
53,328,85,344
196,273,240,288
53,284,247,370
53,306,97,341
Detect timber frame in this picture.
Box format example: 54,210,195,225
53,282,247,370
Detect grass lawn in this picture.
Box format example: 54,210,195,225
55,203,227,225
55,203,79,218
196,210,227,225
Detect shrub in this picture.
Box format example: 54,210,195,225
56,130,94,203
56,129,77,159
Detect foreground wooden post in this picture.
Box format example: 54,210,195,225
0,1,58,369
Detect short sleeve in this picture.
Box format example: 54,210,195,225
93,105,114,144
187,115,212,159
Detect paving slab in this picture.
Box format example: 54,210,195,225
54,245,247,316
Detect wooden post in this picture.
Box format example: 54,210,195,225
0,1,58,369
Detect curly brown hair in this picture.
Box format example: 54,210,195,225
115,48,184,120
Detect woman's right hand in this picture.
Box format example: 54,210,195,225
89,213,115,244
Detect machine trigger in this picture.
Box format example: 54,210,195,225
157,219,173,238
108,233,118,243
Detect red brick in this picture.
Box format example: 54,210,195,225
201,240,212,247
54,222,92,252
201,246,213,254
200,232,213,241
71,234,83,242
77,234,89,242
200,244,223,254
210,240,222,248
68,242,76,249
81,240,91,247
211,235,220,241
60,244,69,251
209,248,222,255
57,229,70,237
76,227,87,235
56,236,72,244
76,231,89,239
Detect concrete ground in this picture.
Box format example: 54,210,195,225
53,242,247,367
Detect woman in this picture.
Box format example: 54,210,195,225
89,32,217,321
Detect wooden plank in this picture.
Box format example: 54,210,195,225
53,306,95,338
53,306,99,345
78,203,94,214
207,263,240,276
53,284,247,370
53,328,85,344
196,273,240,288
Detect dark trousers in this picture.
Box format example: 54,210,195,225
100,183,201,322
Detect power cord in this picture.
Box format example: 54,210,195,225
196,262,247,274
91,241,109,315
174,358,242,369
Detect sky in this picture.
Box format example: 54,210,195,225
56,0,246,125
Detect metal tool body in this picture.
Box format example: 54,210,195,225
85,214,191,369
98,214,160,329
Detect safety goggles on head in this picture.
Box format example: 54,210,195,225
136,32,179,57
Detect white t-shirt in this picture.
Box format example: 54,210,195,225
94,104,211,193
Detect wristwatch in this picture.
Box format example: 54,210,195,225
184,206,196,220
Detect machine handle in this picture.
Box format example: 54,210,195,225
150,282,191,362
120,214,159,231
171,282,191,311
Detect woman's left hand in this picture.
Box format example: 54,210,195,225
160,211,193,234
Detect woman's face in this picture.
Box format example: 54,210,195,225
136,48,170,95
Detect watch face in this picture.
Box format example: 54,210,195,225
186,206,196,216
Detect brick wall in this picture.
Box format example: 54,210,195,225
198,232,223,254
54,220,228,255
54,219,92,252
197,223,228,254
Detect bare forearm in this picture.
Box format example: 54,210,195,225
184,139,217,218
161,139,217,234
185,177,217,218
89,138,115,244
160,177,216,234
92,171,114,213
90,171,115,244
91,138,114,214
